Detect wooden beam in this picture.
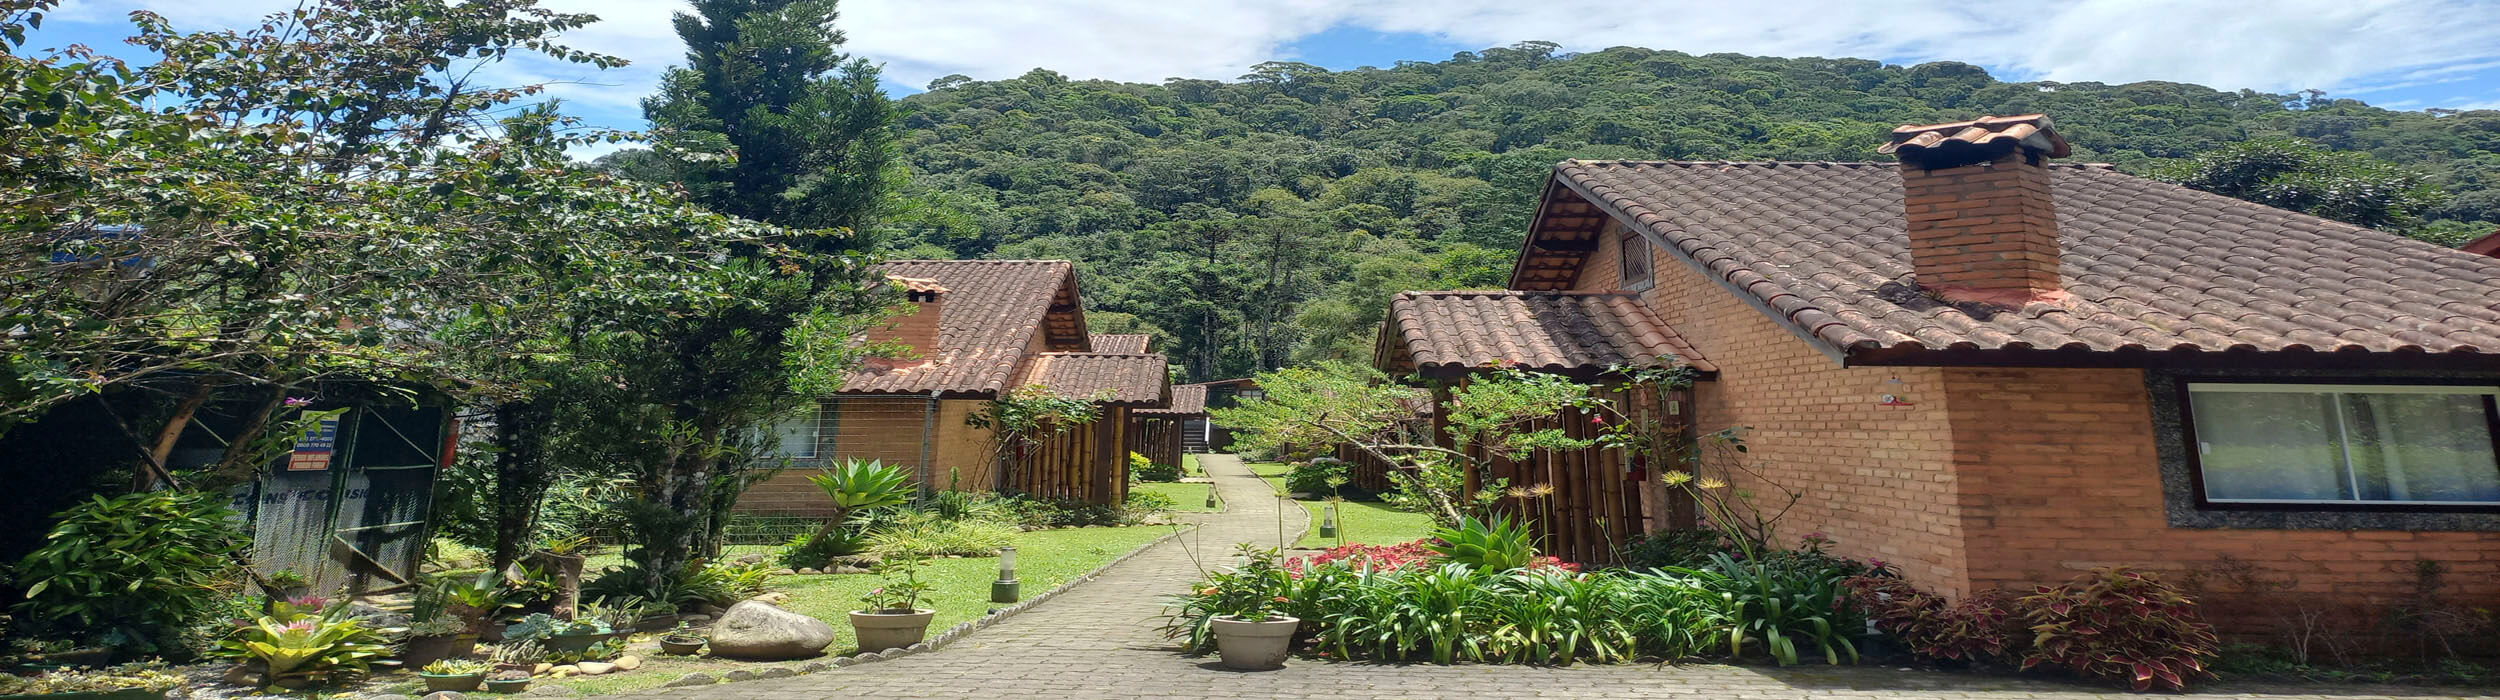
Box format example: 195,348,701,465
1532,237,1600,252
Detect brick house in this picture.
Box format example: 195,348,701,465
739,260,1170,518
1379,115,2500,616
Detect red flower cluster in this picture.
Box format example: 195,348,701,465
1285,539,1581,574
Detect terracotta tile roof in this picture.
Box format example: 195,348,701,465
1878,114,2070,160
1137,383,1206,415
841,260,1075,396
1017,352,1170,406
1382,291,1716,374
1530,161,2500,361
1089,334,1151,354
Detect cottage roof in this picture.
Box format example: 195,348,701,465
1378,290,1714,377
1513,160,2500,365
1136,383,1207,416
1089,334,1152,354
841,260,1090,397
1017,352,1171,406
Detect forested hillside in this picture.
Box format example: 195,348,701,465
818,43,2500,381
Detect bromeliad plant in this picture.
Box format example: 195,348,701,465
214,601,389,686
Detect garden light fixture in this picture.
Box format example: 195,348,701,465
1318,501,1338,539
991,546,1020,603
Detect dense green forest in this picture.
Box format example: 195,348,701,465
618,42,2500,383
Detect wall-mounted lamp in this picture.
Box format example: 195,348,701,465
991,546,1020,603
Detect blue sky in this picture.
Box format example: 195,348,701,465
28,0,2500,156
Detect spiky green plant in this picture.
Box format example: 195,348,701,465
1423,516,1535,571
808,459,913,513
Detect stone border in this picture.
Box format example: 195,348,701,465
657,522,1202,691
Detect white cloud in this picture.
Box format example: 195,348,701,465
45,0,2500,121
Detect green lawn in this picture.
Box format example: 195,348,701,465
1182,452,1200,477
1132,481,1216,512
1243,461,1433,549
539,524,1177,695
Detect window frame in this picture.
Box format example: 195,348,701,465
1618,233,1655,292
2176,377,2500,514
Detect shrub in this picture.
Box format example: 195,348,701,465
1124,489,1177,513
1844,576,2023,663
1478,568,1638,664
1423,516,1535,571
996,495,1129,528
866,514,1018,558
1163,545,1298,650
12,490,247,653
2019,567,2220,691
1131,452,1181,482
1616,569,1731,660
582,560,773,610
1620,528,1729,570
1674,552,1859,666
1284,458,1349,496
918,490,1013,523
775,528,869,570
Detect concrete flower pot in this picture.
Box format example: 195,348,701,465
1210,615,1299,671
848,609,935,652
417,672,484,693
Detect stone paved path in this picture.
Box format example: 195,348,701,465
621,455,2496,699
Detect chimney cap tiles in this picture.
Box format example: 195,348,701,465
1879,114,2071,169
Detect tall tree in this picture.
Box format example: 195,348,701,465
595,0,903,591
641,0,897,240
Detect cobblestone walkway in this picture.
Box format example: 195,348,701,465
621,455,2495,700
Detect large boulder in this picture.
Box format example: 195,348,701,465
705,601,835,660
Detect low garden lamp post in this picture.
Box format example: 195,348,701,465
991,546,1020,603
1318,501,1339,540
1204,487,1218,509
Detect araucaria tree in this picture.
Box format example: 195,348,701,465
637,0,898,236
585,0,903,591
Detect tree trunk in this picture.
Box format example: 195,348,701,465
490,399,556,572
200,386,289,490
135,384,215,490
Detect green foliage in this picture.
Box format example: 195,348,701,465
2019,567,2220,691
1671,553,1861,666
1131,452,1181,482
776,527,869,569
808,459,913,514
12,490,246,653
2158,138,2450,234
421,659,489,676
0,662,184,695
1620,529,1732,571
582,560,775,610
1422,516,1536,571
866,513,1019,558
1283,458,1349,497
858,555,932,613
967,385,1105,479
212,604,390,686
1123,488,1177,513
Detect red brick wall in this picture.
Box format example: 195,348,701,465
1942,367,2500,617
1578,223,1978,595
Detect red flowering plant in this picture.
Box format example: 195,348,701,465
1287,539,1580,574
2018,567,2220,691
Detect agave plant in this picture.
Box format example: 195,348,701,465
809,459,913,514
1423,516,1535,571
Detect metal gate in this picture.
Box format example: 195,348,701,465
232,403,449,593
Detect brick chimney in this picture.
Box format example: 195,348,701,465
872,276,946,368
1879,114,2072,306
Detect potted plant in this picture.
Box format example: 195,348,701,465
0,662,184,699
657,622,706,656
486,641,545,675
415,659,486,693
848,555,936,652
504,613,610,655
437,571,515,638
1195,545,1300,671
398,613,475,668
480,669,531,694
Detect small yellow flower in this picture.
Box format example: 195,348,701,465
1527,483,1555,498
1660,471,1695,486
1697,477,1728,490
1504,485,1533,499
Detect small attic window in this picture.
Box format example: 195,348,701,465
1619,233,1654,292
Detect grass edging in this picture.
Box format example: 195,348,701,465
675,522,1200,687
